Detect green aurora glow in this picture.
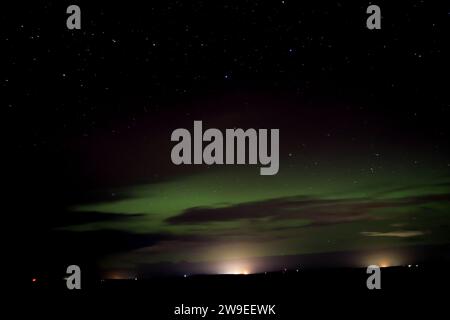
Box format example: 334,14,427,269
66,157,450,268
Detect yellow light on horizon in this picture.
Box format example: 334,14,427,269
226,269,250,275
363,252,405,268
221,263,252,275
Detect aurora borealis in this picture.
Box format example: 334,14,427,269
67,145,449,273
6,1,449,279
54,98,450,274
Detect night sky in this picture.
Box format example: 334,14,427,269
5,1,450,278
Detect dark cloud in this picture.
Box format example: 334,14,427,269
29,230,169,262
50,211,144,228
28,228,211,273
166,193,450,226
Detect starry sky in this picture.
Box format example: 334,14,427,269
4,1,450,277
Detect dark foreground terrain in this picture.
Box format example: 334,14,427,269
29,264,449,318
